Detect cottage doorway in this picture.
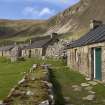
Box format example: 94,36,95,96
91,48,102,80
91,48,94,80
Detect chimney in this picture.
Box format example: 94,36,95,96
29,40,32,45
14,42,17,46
50,33,58,39
90,20,102,29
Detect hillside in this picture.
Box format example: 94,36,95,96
47,0,105,39
1,0,105,42
0,20,47,38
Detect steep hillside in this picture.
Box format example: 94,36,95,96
47,0,105,38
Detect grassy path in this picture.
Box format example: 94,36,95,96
48,59,105,105
0,57,42,100
5,66,49,105
1,57,105,105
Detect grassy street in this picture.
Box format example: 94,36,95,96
0,57,42,100
6,66,49,105
49,59,105,105
1,58,105,105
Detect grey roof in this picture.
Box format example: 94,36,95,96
30,38,51,48
25,36,52,49
0,44,30,51
0,45,14,51
68,25,105,48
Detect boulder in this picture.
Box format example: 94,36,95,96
39,100,49,105
88,91,96,94
81,83,90,87
26,90,34,96
85,86,93,91
18,78,26,85
88,81,98,86
82,95,95,101
72,85,82,91
0,100,3,105
64,97,70,103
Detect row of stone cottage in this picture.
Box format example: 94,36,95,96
67,20,105,83
2,20,105,83
0,33,65,59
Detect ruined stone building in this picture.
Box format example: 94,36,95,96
0,45,14,57
22,33,59,58
67,20,105,82
0,44,27,59
10,46,22,62
0,33,65,59
45,39,66,58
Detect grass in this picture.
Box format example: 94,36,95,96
46,59,105,105
0,57,43,100
8,67,49,105
1,57,105,105
0,57,58,100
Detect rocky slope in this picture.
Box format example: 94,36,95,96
47,0,105,35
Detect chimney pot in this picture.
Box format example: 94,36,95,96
50,33,58,39
90,20,102,29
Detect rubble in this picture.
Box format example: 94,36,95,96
3,64,55,105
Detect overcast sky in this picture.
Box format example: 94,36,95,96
0,0,80,20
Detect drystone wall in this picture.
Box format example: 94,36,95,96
2,64,55,105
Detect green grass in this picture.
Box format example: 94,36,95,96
47,59,105,105
1,57,105,105
9,67,49,105
0,57,43,100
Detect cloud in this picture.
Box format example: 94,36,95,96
39,8,55,16
23,6,56,18
0,0,80,19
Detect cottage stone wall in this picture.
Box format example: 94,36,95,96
3,51,11,57
21,39,65,58
67,42,105,82
46,40,65,58
67,46,89,76
0,50,12,58
10,46,22,62
22,49,29,57
31,48,43,57
101,46,105,82
22,48,43,58
0,51,3,56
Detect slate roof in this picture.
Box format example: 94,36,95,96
0,45,14,51
0,44,28,51
68,25,105,48
25,35,55,49
30,38,52,48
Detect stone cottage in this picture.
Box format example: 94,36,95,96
46,39,67,58
10,45,22,62
0,44,27,59
22,33,59,58
0,45,14,57
67,20,105,82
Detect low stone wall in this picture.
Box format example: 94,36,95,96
2,64,55,105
